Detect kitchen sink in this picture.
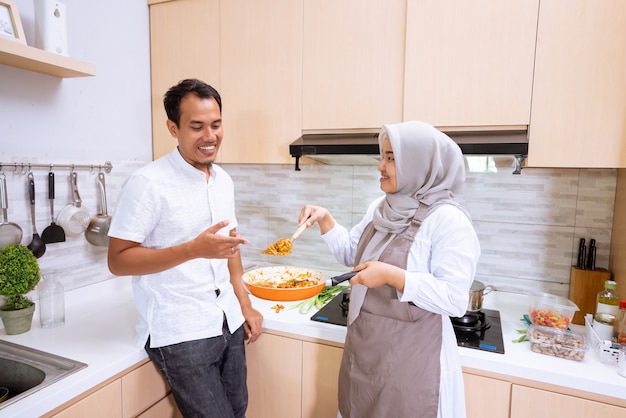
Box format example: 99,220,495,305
0,340,87,410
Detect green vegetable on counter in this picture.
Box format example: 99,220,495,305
291,285,349,314
512,329,529,343
512,315,531,343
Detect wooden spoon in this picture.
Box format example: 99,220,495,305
262,223,308,256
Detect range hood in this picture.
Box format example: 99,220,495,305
289,129,528,173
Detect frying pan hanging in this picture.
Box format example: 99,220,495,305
0,174,23,249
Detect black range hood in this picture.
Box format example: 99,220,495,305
289,130,528,171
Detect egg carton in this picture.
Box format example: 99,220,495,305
584,314,620,364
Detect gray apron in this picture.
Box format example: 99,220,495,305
338,205,442,418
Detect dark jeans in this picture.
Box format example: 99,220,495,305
145,318,248,418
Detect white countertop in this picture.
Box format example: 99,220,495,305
1,279,625,417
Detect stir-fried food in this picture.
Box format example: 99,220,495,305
262,238,293,256
245,266,320,289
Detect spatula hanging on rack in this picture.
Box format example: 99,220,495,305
41,172,66,244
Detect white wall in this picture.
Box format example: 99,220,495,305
0,0,152,295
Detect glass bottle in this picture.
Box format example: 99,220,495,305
593,280,619,341
38,274,65,328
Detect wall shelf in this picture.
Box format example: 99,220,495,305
0,37,96,78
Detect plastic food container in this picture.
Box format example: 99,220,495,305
528,292,579,329
528,324,587,361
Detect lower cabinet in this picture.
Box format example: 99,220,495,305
51,380,123,418
463,372,511,418
463,369,626,418
45,359,181,418
245,332,343,418
510,385,626,418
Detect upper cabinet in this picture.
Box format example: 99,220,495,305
219,0,303,164
149,0,220,160
0,36,96,78
528,0,626,168
403,0,538,128
149,0,301,164
150,0,626,167
302,0,406,131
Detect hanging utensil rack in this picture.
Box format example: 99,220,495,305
0,161,113,174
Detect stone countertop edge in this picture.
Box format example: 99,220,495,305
1,279,625,417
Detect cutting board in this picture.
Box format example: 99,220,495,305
568,266,612,325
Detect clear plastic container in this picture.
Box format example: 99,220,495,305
528,324,586,361
38,274,65,328
528,292,579,329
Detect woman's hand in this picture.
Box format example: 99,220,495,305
351,261,406,292
298,205,336,234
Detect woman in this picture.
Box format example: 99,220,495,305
299,121,480,418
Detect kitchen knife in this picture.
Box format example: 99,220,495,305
577,238,586,269
587,239,596,271
328,271,358,286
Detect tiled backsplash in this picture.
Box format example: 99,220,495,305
226,163,616,299
0,160,616,303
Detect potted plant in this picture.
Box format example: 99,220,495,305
0,244,41,335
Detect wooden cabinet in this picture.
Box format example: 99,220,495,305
245,333,302,418
51,380,122,418
463,372,511,418
149,1,626,167
511,385,626,418
121,360,172,417
403,0,538,128
302,0,406,131
302,342,343,418
148,0,220,160
219,0,303,164
46,360,180,418
245,333,343,418
149,0,302,164
528,0,626,168
137,394,181,418
0,37,96,78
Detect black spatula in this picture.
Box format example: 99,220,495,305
41,172,66,244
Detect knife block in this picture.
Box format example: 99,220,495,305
568,266,612,325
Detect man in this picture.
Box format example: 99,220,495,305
108,79,263,418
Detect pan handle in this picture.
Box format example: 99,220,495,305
97,172,109,216
69,172,83,207
328,271,358,286
1,174,8,219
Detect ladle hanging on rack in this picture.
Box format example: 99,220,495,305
26,172,46,258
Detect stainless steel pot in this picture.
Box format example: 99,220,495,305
467,280,495,312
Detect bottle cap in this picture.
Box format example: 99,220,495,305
605,280,617,290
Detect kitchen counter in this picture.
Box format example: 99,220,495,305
1,279,625,417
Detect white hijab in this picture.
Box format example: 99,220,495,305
348,121,470,324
